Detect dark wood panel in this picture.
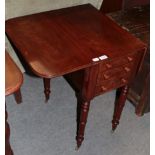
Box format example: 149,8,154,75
100,0,123,13
123,0,150,9
100,0,150,13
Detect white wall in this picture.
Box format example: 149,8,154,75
6,0,103,19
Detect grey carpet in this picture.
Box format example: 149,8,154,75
6,74,150,155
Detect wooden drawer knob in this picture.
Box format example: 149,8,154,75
124,67,131,72
103,74,110,79
127,56,133,62
121,78,127,83
101,86,107,91
105,63,112,69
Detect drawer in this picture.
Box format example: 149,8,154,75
97,62,134,84
95,74,131,96
98,52,137,73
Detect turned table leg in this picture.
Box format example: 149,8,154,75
112,85,129,131
5,105,13,155
43,78,51,102
14,89,22,104
76,99,90,149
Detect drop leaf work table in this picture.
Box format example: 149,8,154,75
6,4,146,149
5,52,23,155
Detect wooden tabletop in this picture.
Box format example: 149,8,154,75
6,4,146,78
5,52,23,96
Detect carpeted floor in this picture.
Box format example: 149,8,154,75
6,74,150,155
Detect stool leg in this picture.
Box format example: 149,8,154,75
112,85,129,131
43,78,51,102
76,93,81,134
5,105,14,155
14,89,22,104
76,100,90,149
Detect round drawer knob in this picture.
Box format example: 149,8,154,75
124,67,131,72
103,74,110,79
105,63,112,69
121,78,127,83
127,56,133,62
101,86,107,91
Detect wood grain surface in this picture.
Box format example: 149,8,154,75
6,4,146,78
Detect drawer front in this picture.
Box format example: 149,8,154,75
95,52,139,96
98,52,137,73
97,62,134,84
95,74,131,96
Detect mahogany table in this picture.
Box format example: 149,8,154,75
6,4,146,148
5,52,23,155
